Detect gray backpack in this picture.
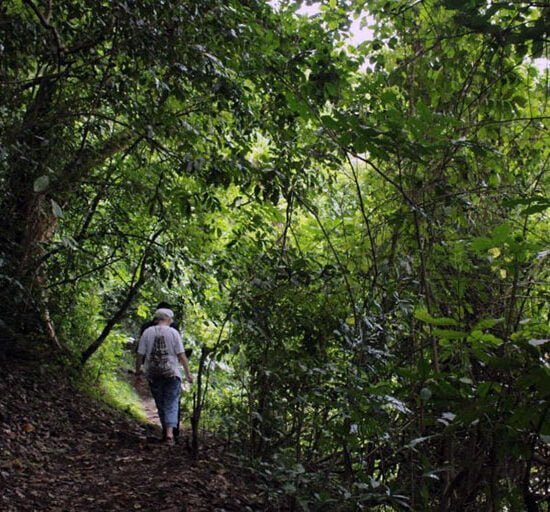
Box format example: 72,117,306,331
148,327,175,379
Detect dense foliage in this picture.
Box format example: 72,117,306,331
1,1,548,510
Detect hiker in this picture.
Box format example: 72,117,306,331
137,302,191,442
135,308,193,445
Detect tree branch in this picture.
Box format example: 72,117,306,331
80,228,163,364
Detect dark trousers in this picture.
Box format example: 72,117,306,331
149,376,180,429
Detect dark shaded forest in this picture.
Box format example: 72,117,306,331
0,1,548,510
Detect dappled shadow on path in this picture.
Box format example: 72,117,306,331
0,360,260,511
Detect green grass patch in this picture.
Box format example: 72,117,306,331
79,333,148,423
89,370,148,423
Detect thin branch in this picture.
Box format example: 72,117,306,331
23,0,64,70
344,152,379,287
349,152,417,209
47,256,124,289
296,194,359,329
80,228,163,364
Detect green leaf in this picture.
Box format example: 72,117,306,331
492,223,513,243
414,307,458,326
433,328,466,340
320,115,340,130
471,237,493,253
468,330,503,346
33,175,50,193
477,381,496,397
522,198,550,215
136,304,149,319
503,195,545,208
473,318,503,330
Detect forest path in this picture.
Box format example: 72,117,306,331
0,360,259,511
133,372,161,426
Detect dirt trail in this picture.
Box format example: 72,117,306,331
133,373,161,426
0,360,261,511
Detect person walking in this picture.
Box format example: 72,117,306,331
135,307,193,445
136,302,191,442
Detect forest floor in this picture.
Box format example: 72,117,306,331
0,357,262,511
